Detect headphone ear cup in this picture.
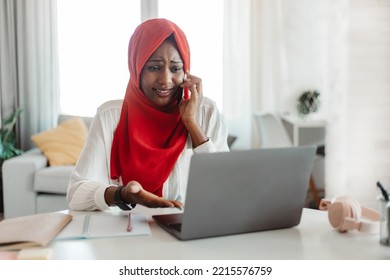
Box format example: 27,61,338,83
322,196,380,233
327,199,350,232
328,196,361,232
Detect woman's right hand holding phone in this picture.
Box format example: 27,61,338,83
179,71,209,148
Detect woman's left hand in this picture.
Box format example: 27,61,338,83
123,181,183,209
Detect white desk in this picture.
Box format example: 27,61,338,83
281,115,326,146
49,206,390,260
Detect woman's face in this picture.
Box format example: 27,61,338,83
140,40,185,107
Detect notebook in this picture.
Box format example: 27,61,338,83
55,211,151,240
153,146,316,240
0,212,72,251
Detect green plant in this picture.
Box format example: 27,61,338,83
0,107,23,166
297,90,320,115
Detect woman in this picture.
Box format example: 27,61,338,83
66,18,229,211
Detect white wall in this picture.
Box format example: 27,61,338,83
326,0,390,210
278,0,328,117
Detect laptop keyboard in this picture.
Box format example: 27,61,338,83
170,223,182,232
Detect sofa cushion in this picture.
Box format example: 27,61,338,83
31,117,88,166
36,194,69,213
58,114,93,128
34,166,74,194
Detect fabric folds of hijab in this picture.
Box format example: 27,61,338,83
110,18,190,197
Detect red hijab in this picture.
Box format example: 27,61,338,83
110,19,190,196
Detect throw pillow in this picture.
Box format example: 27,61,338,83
31,117,89,166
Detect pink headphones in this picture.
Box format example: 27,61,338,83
319,196,380,233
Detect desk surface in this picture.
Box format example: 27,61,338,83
50,206,390,260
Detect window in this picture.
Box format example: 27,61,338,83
57,0,224,116
57,0,141,116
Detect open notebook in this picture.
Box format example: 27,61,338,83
153,146,316,240
55,211,150,240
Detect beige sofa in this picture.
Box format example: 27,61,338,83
2,115,92,218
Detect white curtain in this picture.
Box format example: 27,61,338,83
0,1,18,127
0,0,59,150
223,0,287,149
326,0,390,210
223,0,253,150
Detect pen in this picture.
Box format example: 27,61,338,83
82,213,91,236
376,181,389,201
127,213,133,232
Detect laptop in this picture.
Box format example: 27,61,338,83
153,146,316,240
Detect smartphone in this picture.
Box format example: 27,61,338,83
183,73,190,100
183,86,190,100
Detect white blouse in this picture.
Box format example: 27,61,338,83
66,98,229,211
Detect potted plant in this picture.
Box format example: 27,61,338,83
297,90,320,117
0,107,23,214
0,107,23,166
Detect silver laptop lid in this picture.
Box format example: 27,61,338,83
179,146,316,240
